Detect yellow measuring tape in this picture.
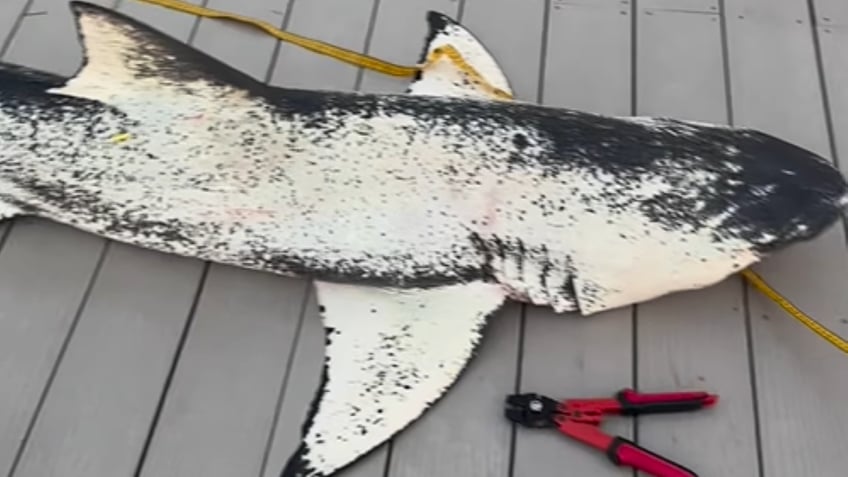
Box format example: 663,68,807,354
135,0,512,100
135,0,418,77
742,269,848,354
133,0,848,355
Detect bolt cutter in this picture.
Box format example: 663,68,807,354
505,388,718,477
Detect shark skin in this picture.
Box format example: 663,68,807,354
0,2,847,476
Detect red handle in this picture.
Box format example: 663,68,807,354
608,437,698,477
617,389,718,415
619,389,716,405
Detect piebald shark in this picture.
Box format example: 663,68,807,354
2,2,846,476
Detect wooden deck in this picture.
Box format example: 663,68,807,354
1,0,847,476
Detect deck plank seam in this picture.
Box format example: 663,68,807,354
2,3,119,474
262,0,298,84
131,262,211,477
5,240,111,477
0,0,30,58
258,284,314,477
808,0,848,244
254,5,311,474
807,0,841,167
717,2,766,475
0,0,37,258
5,0,839,474
353,0,384,90
250,5,311,474
0,224,15,259
0,0,31,58
741,277,766,477
718,0,735,126
257,0,393,473
535,0,551,106
506,306,528,477
379,437,394,477
122,4,221,474
355,1,398,471
630,1,640,461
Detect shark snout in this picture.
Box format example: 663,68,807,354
724,130,848,251
747,161,848,250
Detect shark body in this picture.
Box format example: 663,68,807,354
1,3,846,476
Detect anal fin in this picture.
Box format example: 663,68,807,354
282,280,506,477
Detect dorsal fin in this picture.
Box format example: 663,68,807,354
51,1,266,104
406,11,513,100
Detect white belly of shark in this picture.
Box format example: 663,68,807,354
0,91,488,287
2,83,805,315
2,3,848,477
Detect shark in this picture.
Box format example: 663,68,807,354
1,2,846,476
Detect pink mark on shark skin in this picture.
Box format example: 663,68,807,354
191,206,277,221
226,208,277,220
479,186,500,231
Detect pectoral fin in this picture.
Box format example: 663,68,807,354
282,280,506,477
407,12,513,100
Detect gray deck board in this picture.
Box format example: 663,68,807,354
0,1,117,474
516,310,633,477
268,0,377,91
383,2,535,475
114,3,308,476
460,0,546,101
540,0,632,115
262,292,342,477
5,0,116,73
192,0,291,82
0,0,29,56
261,3,389,476
815,0,848,22
117,0,201,39
12,244,203,477
2,3,207,476
634,3,760,476
0,221,104,476
137,267,306,477
816,0,848,175
1,1,847,477
387,304,522,477
514,3,634,477
725,1,848,476
358,0,460,94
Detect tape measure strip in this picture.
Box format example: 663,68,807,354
133,0,848,356
135,0,420,77
742,269,848,354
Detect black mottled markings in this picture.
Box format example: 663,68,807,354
0,63,66,89
468,232,495,278
491,235,506,260
263,86,845,250
512,133,529,149
514,238,526,276
238,245,488,289
2,1,845,339
562,273,577,293
281,348,331,477
70,3,272,100
538,244,551,291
